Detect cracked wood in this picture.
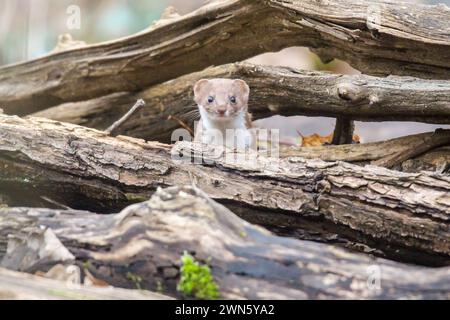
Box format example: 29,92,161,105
0,0,449,115
0,114,448,265
33,63,450,143
0,186,449,299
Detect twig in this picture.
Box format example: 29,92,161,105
167,115,194,136
40,196,73,210
105,99,146,136
373,129,450,168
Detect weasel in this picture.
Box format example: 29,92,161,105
193,78,256,150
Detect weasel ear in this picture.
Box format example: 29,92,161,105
233,79,250,102
193,79,210,103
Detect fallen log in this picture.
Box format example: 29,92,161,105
372,129,450,169
0,186,449,299
0,268,171,300
280,130,450,172
32,63,450,143
1,0,449,115
0,114,448,266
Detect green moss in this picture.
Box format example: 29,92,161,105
177,252,219,300
83,260,92,270
126,272,143,290
312,54,339,71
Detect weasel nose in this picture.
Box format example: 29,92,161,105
217,108,226,115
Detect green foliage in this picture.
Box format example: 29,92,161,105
177,252,219,300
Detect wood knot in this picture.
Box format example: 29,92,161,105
268,104,280,112
160,6,180,20
337,83,368,103
368,94,379,106
52,33,86,53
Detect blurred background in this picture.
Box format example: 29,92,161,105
0,0,449,143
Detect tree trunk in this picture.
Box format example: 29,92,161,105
0,186,449,299
0,115,448,266
32,63,450,143
1,0,449,115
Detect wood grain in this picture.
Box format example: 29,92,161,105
33,63,450,143
1,187,449,299
0,115,448,265
1,0,449,115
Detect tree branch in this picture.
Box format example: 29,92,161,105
33,63,450,143
1,0,449,115
331,117,355,145
1,187,449,299
373,129,450,168
0,115,449,265
104,99,145,136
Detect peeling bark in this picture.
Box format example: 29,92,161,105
33,63,450,143
0,115,448,265
1,0,449,115
0,187,449,299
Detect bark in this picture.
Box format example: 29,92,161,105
33,63,450,143
281,130,450,172
0,268,171,300
1,0,449,115
0,115,449,266
331,117,355,145
0,186,449,299
372,129,450,169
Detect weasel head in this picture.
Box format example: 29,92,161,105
193,78,250,121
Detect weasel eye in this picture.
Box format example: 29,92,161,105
207,96,214,103
229,96,236,104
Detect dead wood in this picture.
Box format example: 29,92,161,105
105,99,146,137
32,63,450,143
1,0,449,115
281,130,450,172
373,129,450,169
0,267,171,300
0,186,449,299
0,115,448,266
331,117,355,145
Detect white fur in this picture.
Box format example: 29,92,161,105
198,106,253,150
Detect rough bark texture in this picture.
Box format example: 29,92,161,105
1,0,449,115
0,187,449,299
281,130,450,172
0,268,171,300
33,63,450,143
372,129,450,169
0,115,448,266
